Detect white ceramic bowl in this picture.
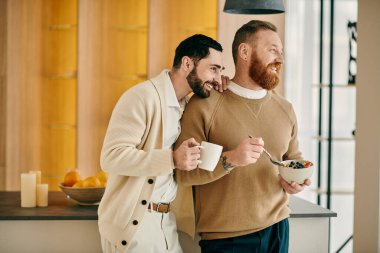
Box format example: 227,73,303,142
278,160,314,184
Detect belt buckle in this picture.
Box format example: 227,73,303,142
156,202,169,213
156,202,163,212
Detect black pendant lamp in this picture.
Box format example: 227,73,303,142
223,0,285,14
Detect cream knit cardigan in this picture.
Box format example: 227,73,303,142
98,70,194,253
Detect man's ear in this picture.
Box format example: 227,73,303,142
238,43,250,61
181,56,194,72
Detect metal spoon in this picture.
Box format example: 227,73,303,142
262,148,284,166
248,135,283,166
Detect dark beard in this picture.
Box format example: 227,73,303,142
249,52,281,90
187,68,210,98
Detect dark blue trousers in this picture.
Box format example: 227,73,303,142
199,218,289,253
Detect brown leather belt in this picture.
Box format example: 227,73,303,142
148,202,170,213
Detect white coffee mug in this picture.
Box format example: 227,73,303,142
198,141,223,171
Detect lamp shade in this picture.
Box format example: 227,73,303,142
223,0,285,14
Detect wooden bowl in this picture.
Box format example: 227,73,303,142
59,183,105,205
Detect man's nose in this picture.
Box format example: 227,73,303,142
277,53,284,64
214,73,222,85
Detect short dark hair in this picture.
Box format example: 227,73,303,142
232,20,277,64
172,34,223,69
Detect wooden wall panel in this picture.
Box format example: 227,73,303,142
4,0,77,190
77,0,105,179
6,0,43,190
78,0,216,178
0,0,6,190
77,0,148,178
148,0,218,77
41,0,77,190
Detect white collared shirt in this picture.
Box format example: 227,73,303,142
228,81,267,99
150,71,186,203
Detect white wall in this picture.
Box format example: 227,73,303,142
353,0,380,251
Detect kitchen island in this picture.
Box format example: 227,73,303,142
0,191,336,253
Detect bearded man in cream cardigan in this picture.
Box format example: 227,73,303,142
98,34,228,253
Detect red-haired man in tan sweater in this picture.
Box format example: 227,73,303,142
175,20,311,253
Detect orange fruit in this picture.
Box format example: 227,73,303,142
96,171,108,183
72,181,83,188
63,170,82,187
100,180,107,187
82,176,102,188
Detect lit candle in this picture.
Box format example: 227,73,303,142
36,184,49,207
21,173,36,207
29,170,42,184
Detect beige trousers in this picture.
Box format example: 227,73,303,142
101,211,183,253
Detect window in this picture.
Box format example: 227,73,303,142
285,1,357,252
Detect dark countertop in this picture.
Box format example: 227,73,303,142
0,191,336,220
0,191,98,220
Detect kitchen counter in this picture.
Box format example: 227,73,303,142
0,191,97,220
0,191,336,220
0,191,336,252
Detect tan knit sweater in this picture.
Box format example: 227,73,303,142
175,89,302,240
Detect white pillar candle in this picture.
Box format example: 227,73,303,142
29,170,42,184
36,184,49,207
21,173,36,208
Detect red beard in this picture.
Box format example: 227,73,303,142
249,52,281,90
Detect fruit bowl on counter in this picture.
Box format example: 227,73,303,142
59,184,105,205
59,169,107,205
